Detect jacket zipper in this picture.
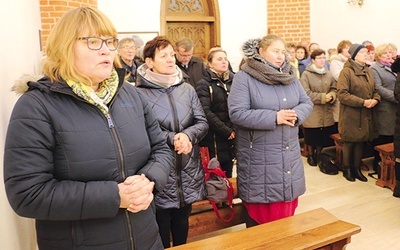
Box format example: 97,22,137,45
52,81,135,249
167,90,185,207
249,130,254,149
106,113,134,250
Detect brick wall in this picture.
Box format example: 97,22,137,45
39,0,97,52
267,0,310,45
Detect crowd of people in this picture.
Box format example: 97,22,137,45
3,6,400,250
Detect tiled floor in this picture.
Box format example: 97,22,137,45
297,157,400,250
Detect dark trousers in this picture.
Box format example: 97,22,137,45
156,204,192,248
342,141,364,169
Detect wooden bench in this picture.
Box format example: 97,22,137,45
374,142,396,191
172,208,361,250
188,177,245,239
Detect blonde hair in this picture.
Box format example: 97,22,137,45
374,44,392,61
259,34,286,51
42,7,119,85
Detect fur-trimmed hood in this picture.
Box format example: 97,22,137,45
11,74,43,95
241,38,290,65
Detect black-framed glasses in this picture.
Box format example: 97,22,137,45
78,37,119,51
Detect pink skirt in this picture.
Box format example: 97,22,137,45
243,198,298,224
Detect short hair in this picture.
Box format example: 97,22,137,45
309,42,319,52
143,36,172,60
295,45,309,59
337,40,352,53
286,43,297,50
132,35,144,46
310,48,325,60
374,44,392,60
175,37,194,51
362,40,373,46
42,7,118,85
118,37,136,50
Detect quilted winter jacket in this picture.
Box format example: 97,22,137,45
136,65,208,209
3,68,173,250
300,64,337,128
228,64,313,203
337,60,380,142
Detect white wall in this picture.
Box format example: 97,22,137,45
0,1,42,249
98,0,268,71
310,0,400,52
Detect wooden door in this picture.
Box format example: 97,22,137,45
161,0,220,62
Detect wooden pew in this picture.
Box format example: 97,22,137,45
188,178,245,239
374,142,396,191
172,208,361,250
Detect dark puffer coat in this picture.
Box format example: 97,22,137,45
196,68,235,164
136,65,208,209
3,68,172,250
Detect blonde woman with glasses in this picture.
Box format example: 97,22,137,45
4,7,172,249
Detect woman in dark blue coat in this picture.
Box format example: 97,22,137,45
4,7,172,250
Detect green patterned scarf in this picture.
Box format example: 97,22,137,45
66,69,119,115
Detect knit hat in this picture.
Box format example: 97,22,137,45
349,44,366,60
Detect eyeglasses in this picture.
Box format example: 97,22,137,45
78,37,119,51
121,46,136,51
315,56,326,60
177,52,193,58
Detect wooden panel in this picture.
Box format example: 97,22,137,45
167,22,210,61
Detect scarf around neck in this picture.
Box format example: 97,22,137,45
145,67,180,88
242,57,297,85
66,69,119,115
311,64,326,74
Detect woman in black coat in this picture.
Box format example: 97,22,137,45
196,49,236,177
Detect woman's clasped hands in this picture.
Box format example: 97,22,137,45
118,174,155,213
173,132,193,155
277,109,298,126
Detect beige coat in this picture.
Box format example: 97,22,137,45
337,60,380,142
300,64,337,128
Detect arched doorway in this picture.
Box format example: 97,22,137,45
160,0,220,61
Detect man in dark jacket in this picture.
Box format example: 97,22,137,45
174,37,207,88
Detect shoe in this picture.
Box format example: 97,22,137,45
343,169,355,182
307,155,317,166
353,168,368,182
393,182,400,198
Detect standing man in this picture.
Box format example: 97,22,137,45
174,37,207,88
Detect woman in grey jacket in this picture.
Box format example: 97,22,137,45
370,44,397,177
136,36,208,248
228,35,313,227
4,7,172,250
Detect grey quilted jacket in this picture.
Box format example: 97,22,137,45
136,64,209,209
